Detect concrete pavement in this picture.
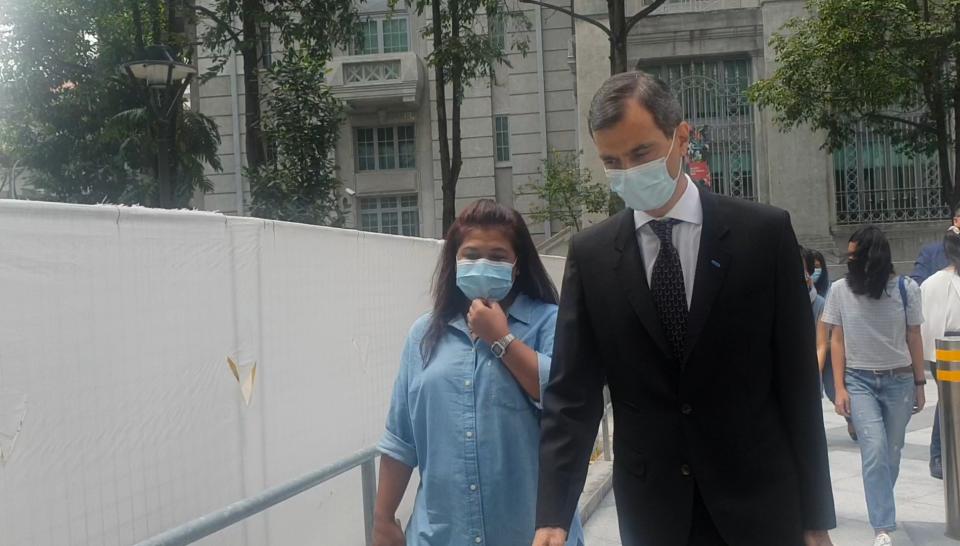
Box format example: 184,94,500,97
583,380,957,546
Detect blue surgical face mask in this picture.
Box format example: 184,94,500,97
604,130,681,212
812,268,822,283
456,258,515,301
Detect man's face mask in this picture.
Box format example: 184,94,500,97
604,129,680,212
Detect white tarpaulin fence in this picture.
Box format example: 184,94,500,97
0,200,565,546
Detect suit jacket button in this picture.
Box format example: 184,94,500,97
681,403,693,415
680,464,692,476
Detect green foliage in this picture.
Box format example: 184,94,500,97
748,0,960,204
524,150,610,232
248,50,346,226
196,0,362,81
401,0,530,92
0,0,222,206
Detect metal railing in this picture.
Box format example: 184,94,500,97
343,60,402,83
135,393,614,546
133,447,380,546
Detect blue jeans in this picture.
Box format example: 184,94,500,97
846,368,916,532
929,361,942,462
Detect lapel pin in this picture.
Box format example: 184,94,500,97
710,259,722,268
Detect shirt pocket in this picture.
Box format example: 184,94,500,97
486,360,533,410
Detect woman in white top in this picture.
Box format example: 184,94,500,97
821,226,927,546
920,226,960,481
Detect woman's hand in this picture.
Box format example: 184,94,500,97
914,384,926,413
834,388,851,417
467,299,510,345
372,516,405,546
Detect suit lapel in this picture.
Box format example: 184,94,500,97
682,187,731,364
614,210,673,359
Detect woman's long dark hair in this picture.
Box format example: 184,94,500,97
809,249,830,296
945,227,960,275
421,199,559,363
846,226,894,299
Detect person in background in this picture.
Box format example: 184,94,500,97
919,226,960,481
910,209,959,285
372,199,584,546
822,226,926,546
802,248,827,356
806,248,856,442
811,249,831,298
911,210,960,479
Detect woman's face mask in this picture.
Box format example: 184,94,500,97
456,258,515,301
811,268,822,283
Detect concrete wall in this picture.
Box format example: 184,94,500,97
0,199,565,546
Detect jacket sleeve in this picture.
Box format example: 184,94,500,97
772,211,837,530
536,236,606,531
910,244,933,284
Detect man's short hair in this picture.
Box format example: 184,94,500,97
953,205,960,218
588,71,683,137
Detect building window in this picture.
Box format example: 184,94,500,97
359,195,420,236
833,120,950,224
354,16,409,55
641,58,756,200
356,124,416,171
490,15,505,50
494,115,510,162
259,25,273,69
382,18,409,53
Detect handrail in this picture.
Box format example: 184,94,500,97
133,446,380,546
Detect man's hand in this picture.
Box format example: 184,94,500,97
803,530,833,546
532,527,567,546
467,299,509,345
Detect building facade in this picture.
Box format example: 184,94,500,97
192,0,579,242
192,0,951,267
572,0,951,267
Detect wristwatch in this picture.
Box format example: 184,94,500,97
491,333,517,359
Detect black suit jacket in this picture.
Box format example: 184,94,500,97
536,188,836,545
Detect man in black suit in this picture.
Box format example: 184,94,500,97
532,72,836,546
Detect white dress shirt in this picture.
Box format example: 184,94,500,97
634,175,703,308
921,269,960,362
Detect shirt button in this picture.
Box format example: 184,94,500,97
681,403,693,415
465,380,472,387
466,431,474,439
475,537,482,543
680,464,692,476
470,484,477,491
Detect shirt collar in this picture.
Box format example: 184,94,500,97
633,174,704,231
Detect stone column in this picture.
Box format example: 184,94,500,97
759,0,835,253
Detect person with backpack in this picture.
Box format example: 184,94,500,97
821,226,927,546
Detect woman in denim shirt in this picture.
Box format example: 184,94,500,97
372,199,584,546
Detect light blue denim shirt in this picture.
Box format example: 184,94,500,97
378,293,584,546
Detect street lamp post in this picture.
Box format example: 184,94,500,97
122,45,198,209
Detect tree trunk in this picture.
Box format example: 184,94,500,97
165,0,185,206
607,0,628,73
432,0,455,235
448,0,463,232
241,0,265,173
951,7,960,212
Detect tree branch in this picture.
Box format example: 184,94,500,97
192,4,243,46
863,112,938,133
517,0,610,36
625,0,668,34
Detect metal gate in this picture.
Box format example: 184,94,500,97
643,59,758,201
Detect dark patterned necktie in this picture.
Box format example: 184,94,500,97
650,219,688,361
